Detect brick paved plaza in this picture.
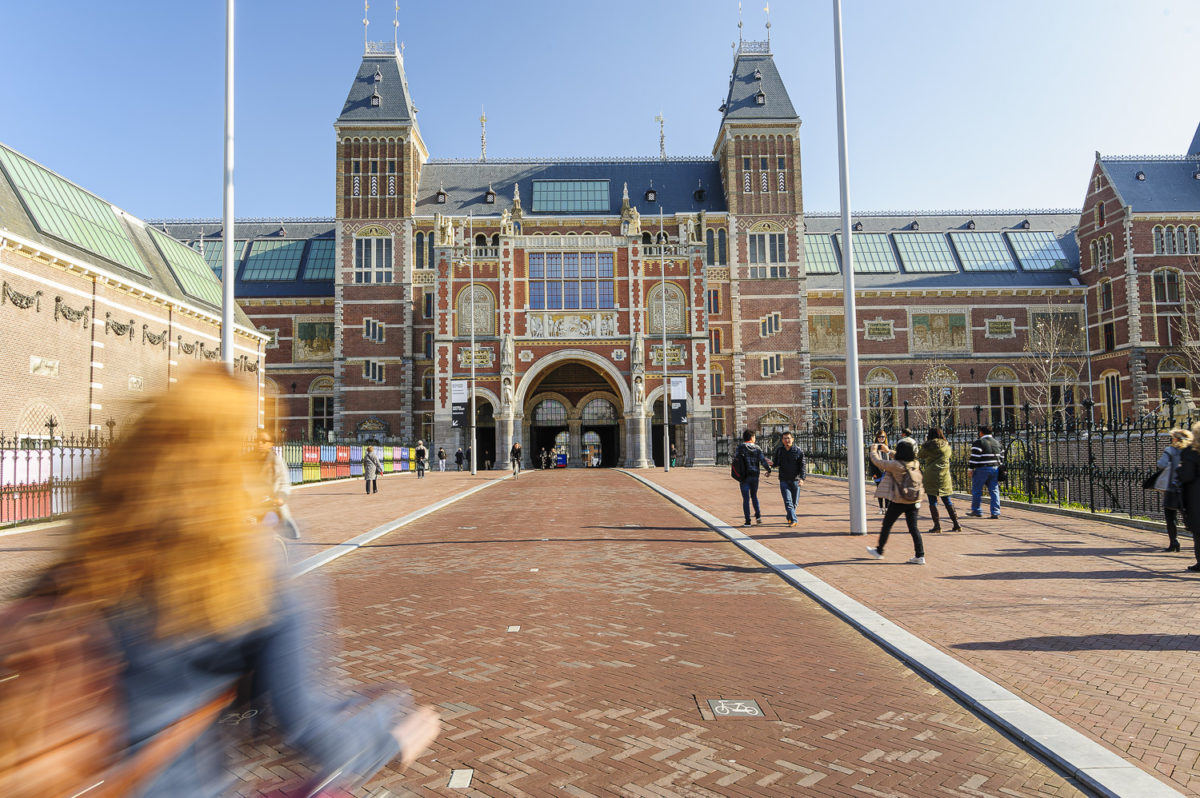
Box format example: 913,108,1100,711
6,468,1199,795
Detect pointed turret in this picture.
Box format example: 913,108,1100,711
1188,120,1200,157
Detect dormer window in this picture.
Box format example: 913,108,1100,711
853,221,863,231
645,187,657,203
484,186,496,204
910,221,919,231
694,188,706,202
966,220,976,230
370,88,381,107
754,89,766,106
718,102,727,113
1136,170,1146,181
374,67,382,82
753,68,762,81
1021,220,1031,229
435,187,447,204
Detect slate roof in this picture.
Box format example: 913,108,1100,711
0,143,255,326
1100,156,1200,213
720,45,799,124
151,221,336,299
803,211,1081,291
334,46,415,126
1188,122,1200,157
416,159,727,216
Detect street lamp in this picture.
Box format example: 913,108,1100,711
468,214,477,475
659,210,670,473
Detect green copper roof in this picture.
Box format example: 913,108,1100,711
148,227,224,306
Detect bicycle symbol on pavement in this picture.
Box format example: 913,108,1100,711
707,699,764,717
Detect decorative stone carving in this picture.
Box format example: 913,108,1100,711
519,349,534,363
53,296,89,327
984,316,1017,340
105,313,135,340
647,284,687,334
612,349,626,362
633,375,645,406
863,318,894,341
502,376,514,408
457,346,494,367
631,332,644,373
177,336,197,356
3,282,42,312
198,342,221,361
128,375,144,391
500,208,513,237
457,286,495,336
650,344,686,366
501,333,514,374
142,324,168,349
526,312,619,340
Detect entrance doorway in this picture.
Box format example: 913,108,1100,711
530,398,568,468
470,400,496,468
580,397,619,467
650,399,685,467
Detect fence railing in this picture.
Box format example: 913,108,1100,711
720,413,1200,523
0,436,422,529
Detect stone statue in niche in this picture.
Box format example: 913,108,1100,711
529,315,544,338
501,333,514,373
502,377,514,408
500,208,513,237
631,332,644,372
633,376,645,407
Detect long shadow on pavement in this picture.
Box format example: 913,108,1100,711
944,568,1196,582
954,633,1200,652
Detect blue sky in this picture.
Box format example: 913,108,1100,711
2,1,1197,219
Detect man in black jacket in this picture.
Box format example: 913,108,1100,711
967,424,1004,518
734,429,772,526
772,430,807,527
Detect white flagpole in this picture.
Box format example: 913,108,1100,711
221,0,235,370
833,0,867,535
660,210,670,473
469,213,477,475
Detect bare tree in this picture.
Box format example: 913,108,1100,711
916,361,962,432
1024,306,1086,427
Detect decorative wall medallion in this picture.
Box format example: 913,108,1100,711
650,344,686,366
613,349,627,361
2,282,42,311
128,375,144,391
519,349,534,363
458,347,494,367
984,317,1016,339
527,311,618,339
863,318,895,341
53,296,89,327
29,355,59,378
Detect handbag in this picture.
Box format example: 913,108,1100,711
1165,489,1184,511
1143,467,1164,490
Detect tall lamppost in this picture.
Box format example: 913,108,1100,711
659,210,670,473
468,213,477,475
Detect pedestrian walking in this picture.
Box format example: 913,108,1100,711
455,447,464,471
1158,428,1194,552
364,445,383,493
415,440,428,479
437,447,447,472
465,446,473,472
510,442,522,478
967,424,1004,518
733,429,772,526
898,428,917,448
866,440,926,564
0,367,440,797
670,443,678,468
772,430,806,527
917,427,961,533
257,431,300,539
539,448,549,469
869,431,890,514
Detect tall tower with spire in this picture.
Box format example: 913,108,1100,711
330,8,428,439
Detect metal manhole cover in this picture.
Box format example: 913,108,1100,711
706,699,764,718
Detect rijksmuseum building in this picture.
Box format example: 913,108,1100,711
138,33,1200,467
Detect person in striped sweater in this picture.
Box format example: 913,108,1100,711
967,425,1004,519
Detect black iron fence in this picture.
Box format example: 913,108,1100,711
719,413,1200,523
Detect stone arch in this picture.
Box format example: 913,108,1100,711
749,220,785,234
987,366,1018,383
646,382,693,407
309,375,334,393
16,400,63,437
866,367,896,384
515,350,631,413
526,390,574,418
575,389,621,420
1159,355,1190,375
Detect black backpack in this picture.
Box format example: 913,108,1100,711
730,451,747,482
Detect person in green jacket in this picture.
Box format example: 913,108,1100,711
917,427,961,533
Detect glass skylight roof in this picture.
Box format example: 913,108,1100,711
303,239,336,280
834,233,899,274
192,240,245,280
531,180,609,213
243,239,306,282
804,234,839,274
893,233,959,273
949,232,1017,272
0,145,150,276
148,228,223,306
1007,231,1070,271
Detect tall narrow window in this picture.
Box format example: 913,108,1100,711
1154,270,1181,303
1103,371,1121,425
354,235,392,284
1154,225,1166,255
707,288,720,315
415,232,425,269
717,229,727,265
710,328,722,354
706,229,716,265
423,332,433,359
1099,280,1113,311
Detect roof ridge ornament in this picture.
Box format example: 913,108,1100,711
656,113,666,160
764,1,771,49
363,0,370,52
393,0,399,49
480,106,487,162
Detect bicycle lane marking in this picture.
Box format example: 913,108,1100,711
293,473,514,577
620,468,1185,798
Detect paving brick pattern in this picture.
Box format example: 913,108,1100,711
637,468,1200,796
228,470,1080,797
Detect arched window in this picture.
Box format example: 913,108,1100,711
1154,269,1181,303
1099,279,1113,311
415,231,425,269
455,285,495,336
354,229,392,284
1048,367,1079,429
1178,226,1189,255
987,367,1018,430
1089,240,1099,268
711,366,724,396
717,228,728,265
1102,370,1122,427
706,228,716,265
865,367,897,433
533,399,567,425
1166,225,1178,255
427,232,435,270
1190,226,1200,254
647,283,687,334
641,232,653,245
421,368,434,400
308,376,334,440
1095,202,1105,228
475,233,487,247
1104,234,1113,263
1154,225,1166,255
581,398,617,422
656,230,669,244
492,233,500,246
1159,356,1191,404
811,369,836,429
923,366,959,430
